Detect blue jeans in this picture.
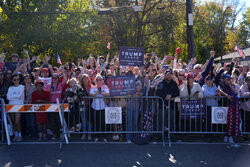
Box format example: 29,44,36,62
126,99,142,140
25,113,37,136
80,110,91,133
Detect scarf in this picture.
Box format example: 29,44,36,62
221,83,241,136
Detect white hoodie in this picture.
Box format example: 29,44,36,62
180,82,203,98
7,85,25,105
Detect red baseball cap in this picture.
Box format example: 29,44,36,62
42,68,49,73
35,80,44,87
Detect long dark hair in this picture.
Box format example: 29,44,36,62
24,74,32,85
11,74,20,86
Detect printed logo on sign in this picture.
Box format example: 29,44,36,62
106,75,136,96
216,110,224,120
105,107,122,124
212,107,228,124
214,108,226,123
24,104,44,112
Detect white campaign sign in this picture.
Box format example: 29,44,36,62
212,107,228,124
105,107,122,124
188,13,193,26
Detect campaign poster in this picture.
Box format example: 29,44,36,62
106,75,136,96
105,107,122,124
119,47,144,66
212,107,228,124
180,99,206,119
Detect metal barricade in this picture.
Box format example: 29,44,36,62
1,98,69,145
167,96,250,147
240,96,250,136
60,96,165,147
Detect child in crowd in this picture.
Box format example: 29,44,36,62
31,80,50,141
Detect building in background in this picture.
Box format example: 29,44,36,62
214,48,250,66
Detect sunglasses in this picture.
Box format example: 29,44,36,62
179,74,185,76
6,72,12,74
195,68,201,70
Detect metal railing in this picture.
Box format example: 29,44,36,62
60,96,165,147
167,96,250,147
1,95,249,148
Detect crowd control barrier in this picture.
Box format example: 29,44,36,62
1,98,69,145
167,96,250,147
60,96,165,147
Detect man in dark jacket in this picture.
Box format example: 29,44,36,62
156,69,179,103
156,69,179,131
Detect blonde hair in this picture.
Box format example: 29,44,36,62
68,78,79,86
95,74,103,80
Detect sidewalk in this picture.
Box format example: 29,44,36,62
1,143,250,167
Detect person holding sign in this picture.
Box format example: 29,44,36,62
180,73,203,131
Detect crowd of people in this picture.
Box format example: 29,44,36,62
0,49,249,144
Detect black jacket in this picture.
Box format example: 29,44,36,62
156,79,179,106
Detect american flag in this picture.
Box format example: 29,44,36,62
234,42,246,59
57,53,62,65
107,42,110,50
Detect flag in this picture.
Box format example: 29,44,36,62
176,47,182,55
57,53,62,65
107,42,110,50
234,42,246,59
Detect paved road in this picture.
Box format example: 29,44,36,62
0,143,250,167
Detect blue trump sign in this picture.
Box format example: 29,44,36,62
180,99,206,119
106,75,136,96
119,47,144,66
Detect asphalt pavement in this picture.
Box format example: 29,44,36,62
0,143,250,167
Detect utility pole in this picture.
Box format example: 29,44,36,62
186,0,195,61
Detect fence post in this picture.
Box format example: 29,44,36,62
1,98,4,142
1,99,11,145
167,100,172,147
57,98,69,147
